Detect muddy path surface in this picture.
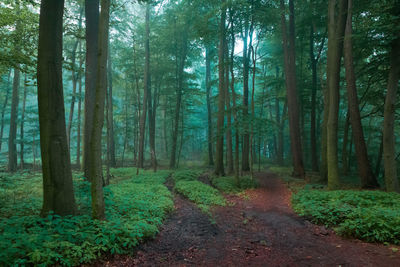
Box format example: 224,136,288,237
101,172,400,267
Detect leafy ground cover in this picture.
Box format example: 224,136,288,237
211,175,258,193
0,169,173,266
172,170,226,214
292,189,400,244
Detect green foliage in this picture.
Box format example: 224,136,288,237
292,189,400,244
211,175,258,193
0,169,173,266
172,169,202,183
175,180,226,214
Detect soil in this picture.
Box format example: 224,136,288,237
98,172,400,267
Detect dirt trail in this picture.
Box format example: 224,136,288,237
102,172,400,267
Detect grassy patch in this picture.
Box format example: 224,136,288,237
211,175,257,193
172,169,202,183
292,189,400,244
175,180,226,214
0,169,173,266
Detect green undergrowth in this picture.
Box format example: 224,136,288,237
211,175,258,193
0,169,173,266
292,189,400,244
172,169,203,182
172,169,226,214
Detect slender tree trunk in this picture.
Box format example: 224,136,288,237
375,135,383,177
280,0,305,178
242,14,250,172
326,0,347,189
225,39,233,174
383,7,400,192
309,22,318,171
88,0,110,220
215,1,226,176
20,74,27,169
229,10,240,183
107,46,116,167
8,68,19,172
343,0,378,188
76,39,83,168
205,47,214,166
0,70,11,152
67,39,79,147
83,0,99,176
37,0,76,216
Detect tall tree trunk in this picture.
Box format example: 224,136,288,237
67,39,79,147
107,45,116,167
0,70,11,152
144,4,156,172
76,39,83,168
88,0,110,220
83,0,99,176
343,0,378,188
280,0,305,178
230,9,240,183
205,47,214,166
242,12,251,172
8,68,19,172
275,67,283,165
326,0,347,189
37,0,76,216
215,1,226,176
309,22,318,172
375,135,383,178
20,74,27,169
169,28,188,169
225,39,233,174
383,6,400,192
250,44,258,178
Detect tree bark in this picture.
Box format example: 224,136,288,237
215,1,226,176
83,0,99,176
326,0,347,189
0,70,11,152
76,39,83,168
88,0,110,220
205,47,214,166
343,0,378,188
8,68,19,172
309,21,318,172
37,0,76,216
225,37,233,175
280,0,305,178
383,5,400,192
107,45,116,167
20,74,27,169
342,113,350,175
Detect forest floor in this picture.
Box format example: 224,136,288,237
97,172,400,267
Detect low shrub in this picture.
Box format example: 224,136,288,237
172,169,202,183
175,180,226,213
0,170,173,266
292,189,400,244
211,175,257,193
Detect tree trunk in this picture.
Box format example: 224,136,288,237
343,0,378,188
107,45,116,167
37,0,76,216
88,0,110,220
8,68,19,172
309,22,318,172
0,70,11,152
375,135,383,178
326,0,347,189
280,0,305,178
76,39,83,168
20,74,27,169
215,1,226,176
205,47,214,166
225,38,233,174
67,39,79,147
83,0,99,176
242,13,250,172
383,6,400,192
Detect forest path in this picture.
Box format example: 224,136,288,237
102,172,400,267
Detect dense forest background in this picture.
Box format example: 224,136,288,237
0,0,400,264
